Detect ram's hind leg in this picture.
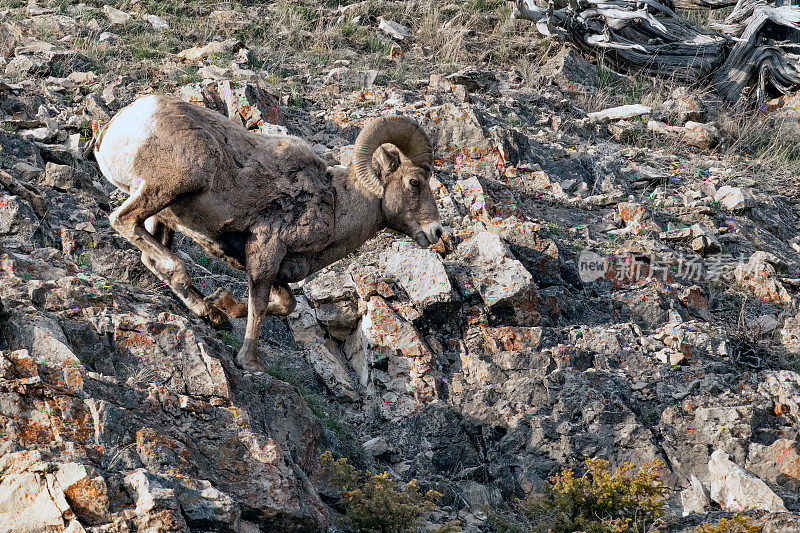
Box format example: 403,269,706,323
111,183,229,328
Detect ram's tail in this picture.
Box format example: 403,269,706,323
83,121,108,160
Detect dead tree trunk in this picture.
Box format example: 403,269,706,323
511,0,800,105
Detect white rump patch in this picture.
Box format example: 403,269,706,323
95,95,160,192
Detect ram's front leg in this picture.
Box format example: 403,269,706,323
236,231,288,372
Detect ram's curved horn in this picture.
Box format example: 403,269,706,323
351,115,434,196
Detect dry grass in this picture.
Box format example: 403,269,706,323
21,0,540,87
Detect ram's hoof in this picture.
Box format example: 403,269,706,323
206,288,248,318
235,352,267,373
205,305,232,331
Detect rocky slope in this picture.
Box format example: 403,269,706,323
1,1,800,532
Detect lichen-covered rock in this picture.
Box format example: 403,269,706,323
346,296,438,419
0,195,42,246
381,244,455,311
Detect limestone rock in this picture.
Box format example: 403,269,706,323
324,67,380,89
289,296,358,401
379,18,410,40
347,296,438,419
747,439,800,497
103,5,131,25
458,232,540,325
681,475,712,516
145,14,168,31
381,245,455,310
447,66,499,94
303,269,360,339
177,39,243,62
54,463,111,525
709,449,787,512
588,104,651,122
735,252,793,305
715,185,755,211
44,162,74,191
0,195,42,246
176,80,287,135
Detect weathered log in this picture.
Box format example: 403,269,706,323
511,0,800,104
673,0,737,10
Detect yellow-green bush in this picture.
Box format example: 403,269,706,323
509,458,668,533
695,517,762,533
321,451,442,533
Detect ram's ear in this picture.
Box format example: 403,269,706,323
373,145,401,177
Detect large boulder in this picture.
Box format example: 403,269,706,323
457,231,540,325
381,244,456,312
176,80,287,136
709,449,787,512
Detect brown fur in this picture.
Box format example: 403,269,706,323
101,95,441,371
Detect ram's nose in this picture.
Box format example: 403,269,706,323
422,222,444,244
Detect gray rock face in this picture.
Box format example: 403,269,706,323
0,244,330,531
541,47,600,95
5,6,800,528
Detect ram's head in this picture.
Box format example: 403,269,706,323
352,116,443,248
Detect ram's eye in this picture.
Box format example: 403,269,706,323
410,178,421,188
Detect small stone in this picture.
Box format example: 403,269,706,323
44,162,75,191
144,14,168,31
714,185,754,211
67,71,96,84
363,437,389,456
75,222,95,233
683,121,720,149
177,39,243,62
97,32,119,44
12,162,44,181
378,18,410,40
656,349,685,365
588,104,651,122
752,314,778,334
103,5,131,25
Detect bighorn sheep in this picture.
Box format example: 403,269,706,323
95,95,443,371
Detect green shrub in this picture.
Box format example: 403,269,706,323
696,517,762,533
321,451,441,533
507,458,668,533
